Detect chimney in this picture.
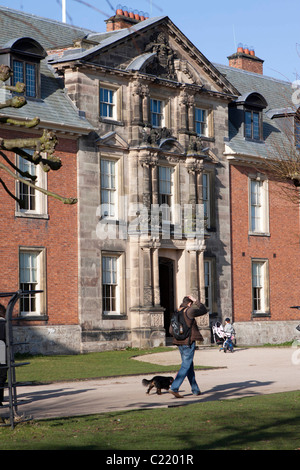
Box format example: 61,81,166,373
228,43,264,74
105,6,149,32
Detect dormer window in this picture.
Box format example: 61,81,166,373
229,91,267,142
0,37,46,99
13,59,37,97
243,93,267,141
245,110,260,140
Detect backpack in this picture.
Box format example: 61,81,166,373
170,308,193,342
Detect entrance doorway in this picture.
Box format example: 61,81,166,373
159,257,175,336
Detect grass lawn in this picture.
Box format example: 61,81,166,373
0,391,299,450
0,347,299,450
14,347,195,383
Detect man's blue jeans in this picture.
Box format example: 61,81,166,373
170,342,200,394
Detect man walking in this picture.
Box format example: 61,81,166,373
169,295,207,398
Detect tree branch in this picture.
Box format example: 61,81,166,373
0,176,25,208
0,96,26,109
0,150,36,181
0,161,77,205
0,116,40,128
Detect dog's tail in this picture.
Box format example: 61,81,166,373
142,378,151,386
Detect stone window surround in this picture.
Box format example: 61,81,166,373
101,250,126,317
251,258,270,317
18,246,47,319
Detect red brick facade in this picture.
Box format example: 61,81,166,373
0,130,78,326
230,164,300,322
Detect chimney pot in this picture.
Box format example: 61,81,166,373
228,45,264,74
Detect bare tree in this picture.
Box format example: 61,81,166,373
0,65,77,207
264,87,300,205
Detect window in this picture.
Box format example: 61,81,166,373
158,166,173,222
150,99,164,127
102,256,117,313
16,153,47,216
19,157,36,211
195,108,207,136
19,248,46,316
100,87,115,119
252,260,269,315
245,110,260,140
100,159,116,218
250,179,262,231
13,59,37,98
102,253,124,315
249,177,269,234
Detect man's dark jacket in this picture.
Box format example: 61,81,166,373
170,300,207,345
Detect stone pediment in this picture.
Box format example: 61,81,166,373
51,16,238,97
96,131,128,149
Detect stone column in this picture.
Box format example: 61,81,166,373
178,89,188,132
187,239,210,342
151,154,159,205
131,78,143,125
152,242,161,306
142,246,153,306
196,164,203,204
198,249,205,303
185,158,197,237
141,84,151,128
187,165,197,205
187,94,195,132
189,249,199,299
139,152,152,211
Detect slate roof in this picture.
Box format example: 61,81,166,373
0,6,93,50
48,16,167,62
0,6,94,133
215,63,293,159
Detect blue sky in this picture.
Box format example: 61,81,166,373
0,0,299,82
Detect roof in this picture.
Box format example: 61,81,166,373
48,15,238,98
48,16,168,63
215,63,293,158
0,7,95,134
0,6,93,50
1,61,93,133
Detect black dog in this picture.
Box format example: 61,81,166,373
142,376,174,395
